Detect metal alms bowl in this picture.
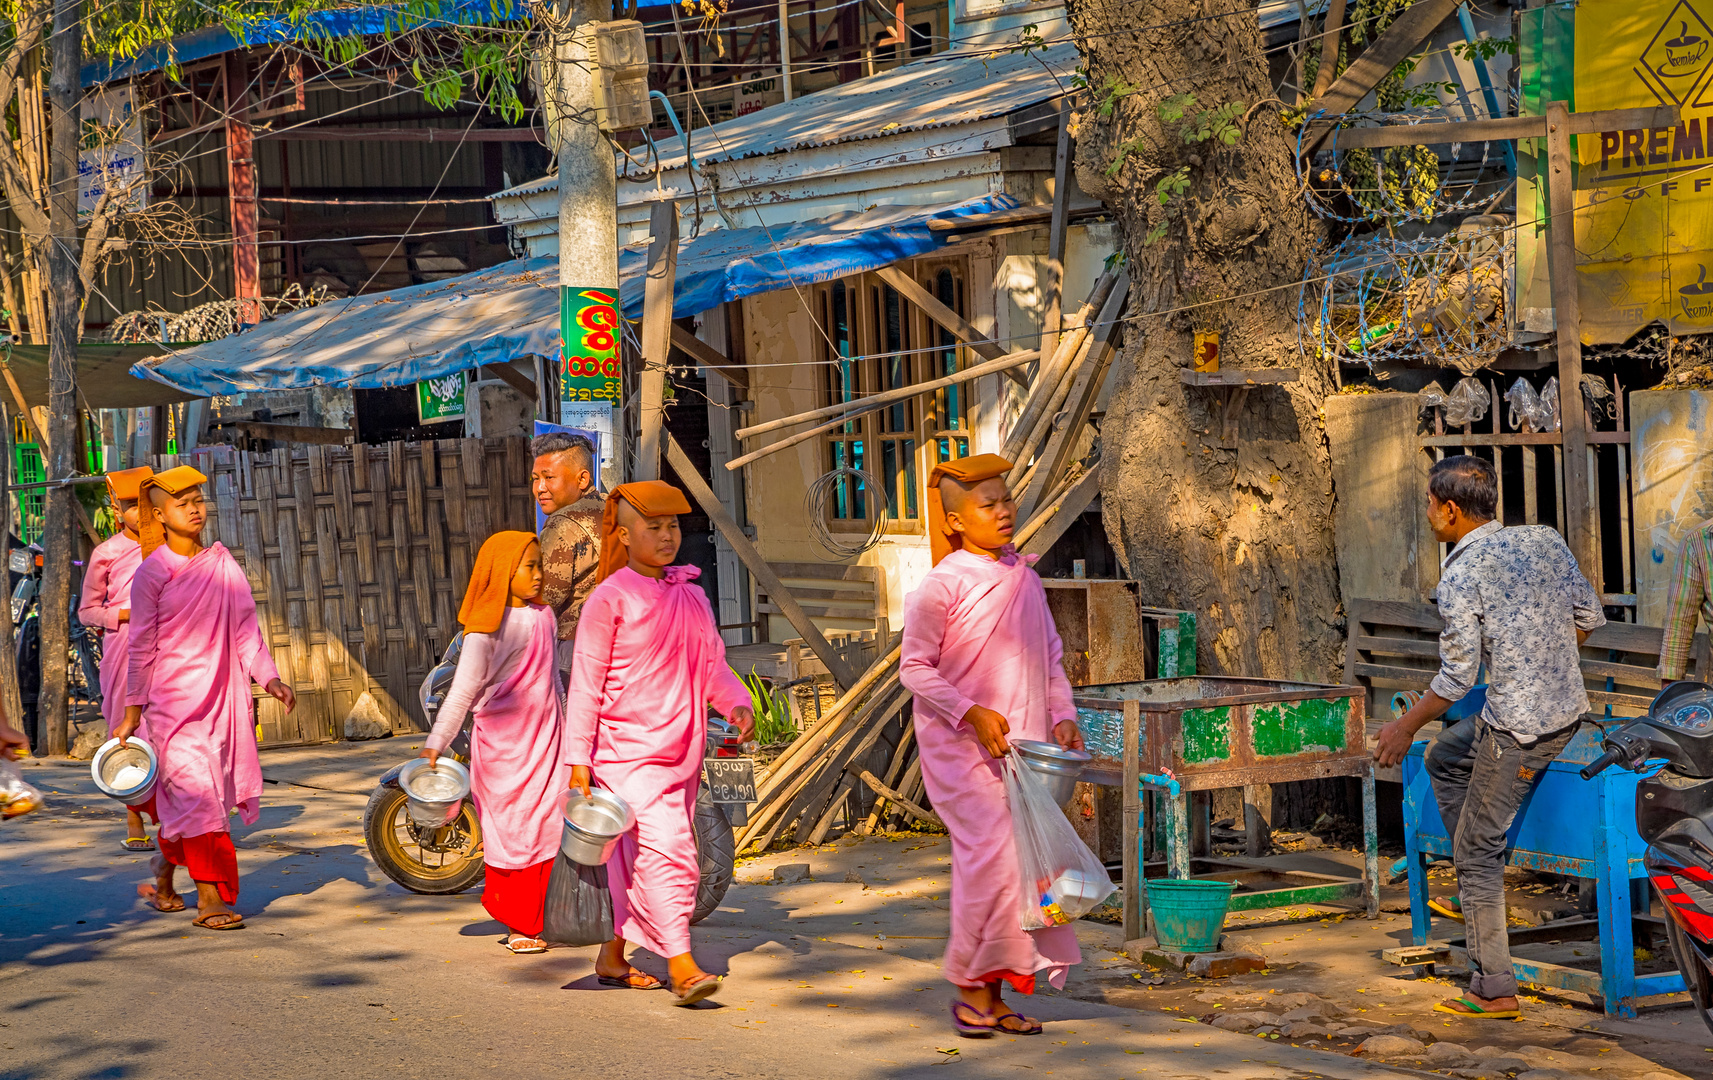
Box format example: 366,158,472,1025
1011,738,1093,806
560,788,636,866
397,758,472,828
91,737,159,806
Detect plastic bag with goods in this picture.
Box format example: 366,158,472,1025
1003,752,1115,931
1505,377,1546,433
0,759,43,820
1537,376,1561,432
540,849,615,946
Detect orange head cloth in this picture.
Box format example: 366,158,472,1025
105,465,153,506
926,453,1014,566
136,465,208,560
597,480,692,583
457,531,540,634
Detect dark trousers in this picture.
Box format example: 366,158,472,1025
1424,714,1578,1000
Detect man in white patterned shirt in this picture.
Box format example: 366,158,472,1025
1374,455,1604,1021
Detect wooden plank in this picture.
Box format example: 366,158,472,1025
1322,104,1679,150
1017,283,1127,520
1312,0,1347,96
1349,598,1444,631
481,361,536,401
874,264,1028,387
1180,368,1299,386
671,323,748,391
666,434,859,688
1042,97,1073,362
1018,466,1101,556
1302,0,1464,148
1001,272,1118,464
636,199,679,482
215,420,353,445
1545,100,1596,578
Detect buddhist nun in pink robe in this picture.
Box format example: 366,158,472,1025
900,454,1082,1017
126,466,280,905
426,531,565,946
81,466,153,735
565,482,751,963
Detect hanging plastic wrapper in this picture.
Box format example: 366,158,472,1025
1537,376,1561,433
0,759,43,821
1003,752,1115,930
1505,377,1550,433
1417,377,1491,427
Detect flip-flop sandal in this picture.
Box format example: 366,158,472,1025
597,971,664,990
672,974,722,1007
950,1001,996,1038
135,883,186,913
1433,996,1520,1019
504,937,548,954
192,912,245,931
992,1010,1044,1035
1427,896,1465,921
120,837,156,852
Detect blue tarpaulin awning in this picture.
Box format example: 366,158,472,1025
128,194,1017,396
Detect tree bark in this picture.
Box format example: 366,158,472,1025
1067,0,1342,682
37,0,81,755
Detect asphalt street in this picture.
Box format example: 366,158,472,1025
2,749,1435,1080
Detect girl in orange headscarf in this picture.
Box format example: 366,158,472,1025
420,530,566,953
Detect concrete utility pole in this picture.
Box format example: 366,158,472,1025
38,0,83,755
555,0,623,488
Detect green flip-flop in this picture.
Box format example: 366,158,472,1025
1433,996,1520,1019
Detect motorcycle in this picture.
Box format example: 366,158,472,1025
364,634,750,924
1582,680,1713,1037
9,540,103,753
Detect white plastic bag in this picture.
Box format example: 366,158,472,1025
0,758,43,820
1004,752,1115,931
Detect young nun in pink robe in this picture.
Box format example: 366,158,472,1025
566,480,754,1005
79,466,154,851
421,530,565,954
116,466,297,930
899,453,1085,1039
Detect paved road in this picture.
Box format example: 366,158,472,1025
2,750,1430,1080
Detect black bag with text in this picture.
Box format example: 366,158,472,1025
540,851,614,946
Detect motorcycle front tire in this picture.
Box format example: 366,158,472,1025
692,784,734,925
1660,892,1713,1039
363,784,485,895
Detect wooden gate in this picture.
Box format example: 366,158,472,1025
157,437,533,746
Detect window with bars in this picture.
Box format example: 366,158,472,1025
816,261,971,532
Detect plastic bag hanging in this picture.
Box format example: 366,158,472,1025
1442,376,1492,426
1536,376,1561,433
1505,377,1547,433
1003,752,1115,931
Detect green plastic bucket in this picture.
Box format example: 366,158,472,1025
1145,878,1236,953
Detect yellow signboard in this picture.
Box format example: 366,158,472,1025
1569,0,1713,341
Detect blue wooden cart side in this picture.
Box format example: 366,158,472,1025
1401,721,1686,1017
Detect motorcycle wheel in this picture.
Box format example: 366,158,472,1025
1659,894,1713,1039
692,785,733,925
363,784,485,895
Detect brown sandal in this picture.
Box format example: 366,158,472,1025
192,911,245,931
597,969,663,990
136,883,185,913
672,973,721,1006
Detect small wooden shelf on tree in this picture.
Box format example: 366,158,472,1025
1179,368,1300,387
1180,368,1300,446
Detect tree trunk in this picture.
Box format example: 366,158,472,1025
37,0,81,756
1067,0,1343,683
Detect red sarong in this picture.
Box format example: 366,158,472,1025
482,858,554,937
130,792,160,826
158,830,240,904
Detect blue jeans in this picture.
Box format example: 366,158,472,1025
1425,714,1578,1000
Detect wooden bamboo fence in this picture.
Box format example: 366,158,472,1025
154,437,533,746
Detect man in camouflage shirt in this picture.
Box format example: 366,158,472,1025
531,431,603,678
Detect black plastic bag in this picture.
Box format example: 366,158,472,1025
540,851,614,947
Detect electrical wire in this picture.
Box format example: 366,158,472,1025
805,465,888,559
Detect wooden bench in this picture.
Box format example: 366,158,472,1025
1345,598,1712,780
755,561,889,640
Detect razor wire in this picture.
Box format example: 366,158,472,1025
1295,107,1503,225
1299,218,1513,374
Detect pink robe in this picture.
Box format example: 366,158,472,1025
126,543,279,841
565,565,750,957
900,547,1082,992
78,531,144,734
428,602,566,870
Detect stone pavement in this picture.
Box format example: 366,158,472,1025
0,742,1703,1080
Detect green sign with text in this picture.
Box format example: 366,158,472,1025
417,372,466,424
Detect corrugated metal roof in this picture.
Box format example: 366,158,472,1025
496,41,1080,202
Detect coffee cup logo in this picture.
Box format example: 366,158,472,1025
1679,264,1713,319
1663,21,1709,75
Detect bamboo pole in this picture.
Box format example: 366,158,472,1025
733,347,1040,443
859,769,941,828
860,724,916,834
1000,272,1117,463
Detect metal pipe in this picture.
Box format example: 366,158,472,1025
779,0,793,101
